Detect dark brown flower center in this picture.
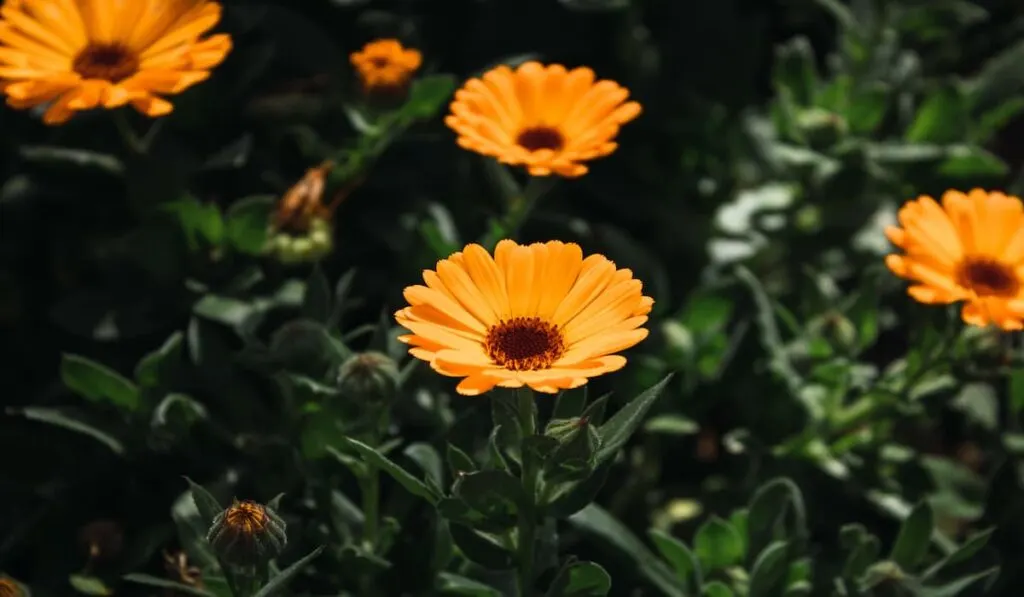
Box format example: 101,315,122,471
484,316,565,371
72,43,139,83
370,56,391,69
516,127,564,152
957,257,1019,297
224,501,269,535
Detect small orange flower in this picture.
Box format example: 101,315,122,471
350,39,421,94
395,240,652,395
885,188,1024,330
0,0,232,125
445,61,641,178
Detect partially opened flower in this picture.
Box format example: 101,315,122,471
395,240,652,395
350,39,421,95
445,62,641,177
0,0,232,124
885,188,1024,330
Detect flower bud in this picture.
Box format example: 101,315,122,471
795,107,847,150
207,500,286,566
336,351,400,403
0,578,24,597
269,318,336,378
813,311,857,353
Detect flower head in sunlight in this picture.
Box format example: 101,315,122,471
395,240,653,395
885,188,1024,330
444,61,641,178
0,0,232,124
350,39,421,95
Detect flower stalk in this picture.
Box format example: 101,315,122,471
516,388,539,597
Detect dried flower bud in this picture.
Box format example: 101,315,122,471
0,578,24,597
207,500,286,566
336,351,400,403
78,519,124,562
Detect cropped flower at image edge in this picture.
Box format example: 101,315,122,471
445,62,641,178
0,0,232,124
395,240,652,395
886,188,1024,330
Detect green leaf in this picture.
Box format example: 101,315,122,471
331,440,441,505
302,265,332,323
773,37,818,106
225,195,274,255
748,541,790,597
437,572,502,596
183,477,223,529
9,406,124,455
448,523,515,570
446,443,478,478
69,575,113,596
327,268,358,330
406,74,457,119
568,505,686,597
644,414,699,436
452,470,523,531
252,546,324,597
966,38,1024,116
553,387,589,420
890,501,934,570
595,374,673,464
123,574,215,597
694,516,744,572
747,478,807,556
701,581,734,597
61,354,140,411
917,568,999,597
906,83,969,143
973,97,1024,143
648,529,702,590
546,561,612,596
937,145,1008,177
545,461,612,518
134,332,183,389
923,527,994,579
162,197,225,251
846,83,889,134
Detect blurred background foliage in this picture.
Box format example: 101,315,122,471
3,0,1024,595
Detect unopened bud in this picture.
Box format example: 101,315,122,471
208,500,287,566
336,351,400,402
816,311,857,352
269,319,336,378
543,417,601,482
796,107,847,149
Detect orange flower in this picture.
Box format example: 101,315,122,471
444,61,641,178
350,39,421,93
0,0,232,125
395,240,652,395
885,189,1024,330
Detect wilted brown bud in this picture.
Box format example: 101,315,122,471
79,520,124,562
207,500,287,566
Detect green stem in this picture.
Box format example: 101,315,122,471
481,175,558,250
516,389,538,597
362,465,380,549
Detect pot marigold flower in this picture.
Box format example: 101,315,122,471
395,240,652,395
350,39,421,94
444,62,641,178
885,189,1024,330
0,0,232,125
